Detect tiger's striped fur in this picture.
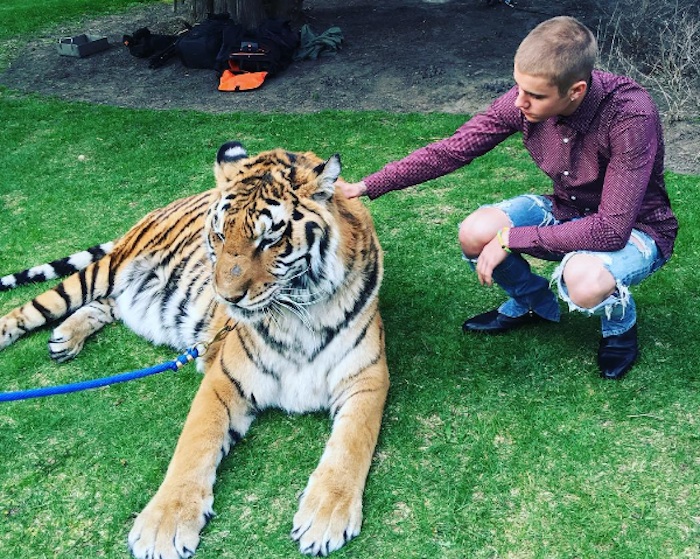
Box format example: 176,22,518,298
0,142,389,558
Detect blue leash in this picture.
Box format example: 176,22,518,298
0,325,232,403
0,346,201,403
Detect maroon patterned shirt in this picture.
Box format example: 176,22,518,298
364,70,678,260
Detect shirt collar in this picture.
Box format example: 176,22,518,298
556,70,603,134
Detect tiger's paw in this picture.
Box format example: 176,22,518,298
0,315,22,350
48,303,114,362
291,476,363,556
48,328,85,363
128,491,213,559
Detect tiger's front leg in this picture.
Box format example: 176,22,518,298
292,355,389,556
128,351,256,559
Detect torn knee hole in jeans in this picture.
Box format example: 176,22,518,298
552,256,630,318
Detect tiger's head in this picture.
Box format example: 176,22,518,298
205,142,346,323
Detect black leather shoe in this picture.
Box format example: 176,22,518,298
462,309,548,334
598,325,638,380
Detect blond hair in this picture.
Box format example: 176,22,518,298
515,16,597,96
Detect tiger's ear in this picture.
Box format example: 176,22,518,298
215,141,248,185
217,141,248,164
311,154,342,202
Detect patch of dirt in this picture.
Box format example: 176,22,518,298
1,0,698,175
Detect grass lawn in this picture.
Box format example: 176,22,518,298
1,2,700,559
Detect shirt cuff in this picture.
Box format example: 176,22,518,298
507,226,540,252
363,173,392,200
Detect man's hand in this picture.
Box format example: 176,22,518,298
336,180,367,199
475,229,510,286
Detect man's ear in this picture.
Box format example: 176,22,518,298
568,80,587,102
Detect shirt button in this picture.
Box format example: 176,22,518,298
563,170,570,176
571,195,577,200
563,138,569,143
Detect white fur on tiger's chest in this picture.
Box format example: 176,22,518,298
231,315,374,414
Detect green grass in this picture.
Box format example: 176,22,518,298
0,0,160,39
2,3,700,559
0,0,167,69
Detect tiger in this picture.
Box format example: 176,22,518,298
0,142,389,558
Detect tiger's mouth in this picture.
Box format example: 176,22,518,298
219,281,330,329
217,294,269,325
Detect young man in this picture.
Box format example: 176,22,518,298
337,16,678,380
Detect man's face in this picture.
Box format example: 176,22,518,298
513,66,579,122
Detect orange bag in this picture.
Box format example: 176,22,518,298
218,61,268,91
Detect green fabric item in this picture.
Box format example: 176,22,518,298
294,25,344,61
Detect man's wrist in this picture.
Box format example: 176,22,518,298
496,227,511,253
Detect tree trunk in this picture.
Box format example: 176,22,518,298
262,0,304,21
174,0,268,28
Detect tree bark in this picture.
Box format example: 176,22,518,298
174,0,268,28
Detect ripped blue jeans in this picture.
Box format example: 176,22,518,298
469,194,667,337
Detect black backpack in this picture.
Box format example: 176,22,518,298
227,19,298,76
177,13,242,70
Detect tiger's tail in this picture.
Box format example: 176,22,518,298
0,242,114,292
1,248,118,350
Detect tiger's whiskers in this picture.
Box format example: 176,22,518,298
264,306,283,331
278,286,328,306
266,264,332,329
272,299,313,330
